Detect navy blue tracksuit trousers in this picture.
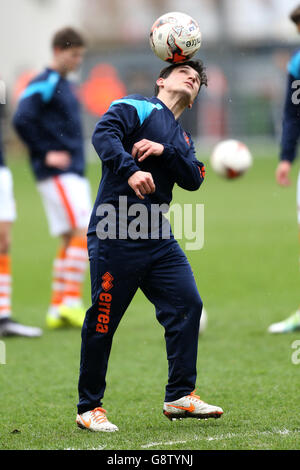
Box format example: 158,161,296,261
77,234,203,414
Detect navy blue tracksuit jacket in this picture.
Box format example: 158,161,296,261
13,68,85,181
78,94,205,413
280,49,300,163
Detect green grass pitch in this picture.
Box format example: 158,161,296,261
0,149,300,450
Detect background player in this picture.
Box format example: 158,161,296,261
13,27,91,330
14,28,91,328
76,60,223,432
0,109,42,337
268,5,300,334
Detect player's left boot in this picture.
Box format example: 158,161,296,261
268,310,300,334
163,390,223,421
58,304,86,328
46,313,68,330
0,317,42,337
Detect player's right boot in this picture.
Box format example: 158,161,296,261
268,310,300,334
163,390,223,421
76,407,119,432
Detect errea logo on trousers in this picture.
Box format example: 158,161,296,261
96,273,114,333
101,272,114,292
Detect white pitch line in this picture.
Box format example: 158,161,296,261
142,440,187,448
64,445,107,451
141,428,300,448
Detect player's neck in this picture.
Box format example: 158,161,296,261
49,61,68,78
157,92,190,120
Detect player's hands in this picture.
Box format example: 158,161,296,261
132,139,164,163
275,160,292,186
45,151,71,170
128,171,155,200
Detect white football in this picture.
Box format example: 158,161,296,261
210,139,253,179
150,11,201,63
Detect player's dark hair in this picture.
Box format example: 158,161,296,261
154,59,207,96
290,5,300,25
52,27,86,50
